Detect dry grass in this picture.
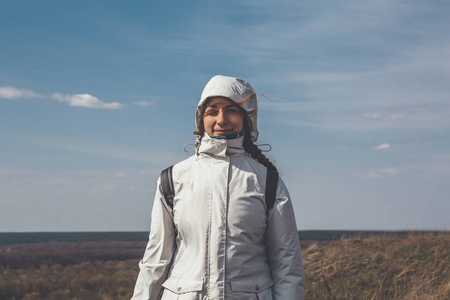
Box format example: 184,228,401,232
0,234,448,299
303,234,450,300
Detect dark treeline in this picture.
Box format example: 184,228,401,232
1,230,447,245
0,232,149,245
297,229,448,241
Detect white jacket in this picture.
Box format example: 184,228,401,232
132,134,304,300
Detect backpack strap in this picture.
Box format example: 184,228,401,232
160,165,279,213
160,165,175,209
265,167,279,212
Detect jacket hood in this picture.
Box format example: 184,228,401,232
195,75,259,141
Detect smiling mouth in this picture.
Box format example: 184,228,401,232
214,130,233,134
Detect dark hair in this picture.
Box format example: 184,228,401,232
241,111,278,171
194,99,278,171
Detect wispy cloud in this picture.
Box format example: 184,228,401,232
1,86,125,110
239,1,450,133
368,167,398,178
0,86,42,99
133,101,153,106
52,93,124,109
374,143,391,150
362,113,405,121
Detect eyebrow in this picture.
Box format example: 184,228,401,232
206,104,238,109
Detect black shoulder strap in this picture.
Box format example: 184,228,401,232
265,167,279,212
160,165,175,209
161,165,278,212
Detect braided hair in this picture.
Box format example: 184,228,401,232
241,112,278,171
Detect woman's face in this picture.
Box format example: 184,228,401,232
203,97,244,136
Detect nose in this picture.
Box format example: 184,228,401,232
216,110,227,125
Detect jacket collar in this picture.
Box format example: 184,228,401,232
197,133,245,158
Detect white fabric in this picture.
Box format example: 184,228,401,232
196,75,259,141
131,134,304,300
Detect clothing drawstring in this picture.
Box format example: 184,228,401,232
255,143,272,152
183,143,196,153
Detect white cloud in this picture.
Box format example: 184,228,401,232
374,143,391,150
368,167,398,178
0,86,42,99
284,71,379,85
113,172,129,178
276,103,450,131
362,113,382,119
52,93,124,109
133,101,153,106
248,1,450,133
93,184,115,191
362,112,405,121
1,87,125,109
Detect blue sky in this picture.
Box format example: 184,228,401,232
1,0,449,232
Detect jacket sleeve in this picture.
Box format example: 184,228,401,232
266,177,305,300
131,177,177,300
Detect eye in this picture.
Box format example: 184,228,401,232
227,107,240,114
204,108,219,116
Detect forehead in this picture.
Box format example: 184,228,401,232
205,96,236,108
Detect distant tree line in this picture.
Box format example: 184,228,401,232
1,230,446,245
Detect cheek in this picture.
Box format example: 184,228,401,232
203,117,214,132
231,115,244,129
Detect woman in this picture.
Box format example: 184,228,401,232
132,75,304,300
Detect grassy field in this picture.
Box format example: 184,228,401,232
303,234,450,299
0,234,448,299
